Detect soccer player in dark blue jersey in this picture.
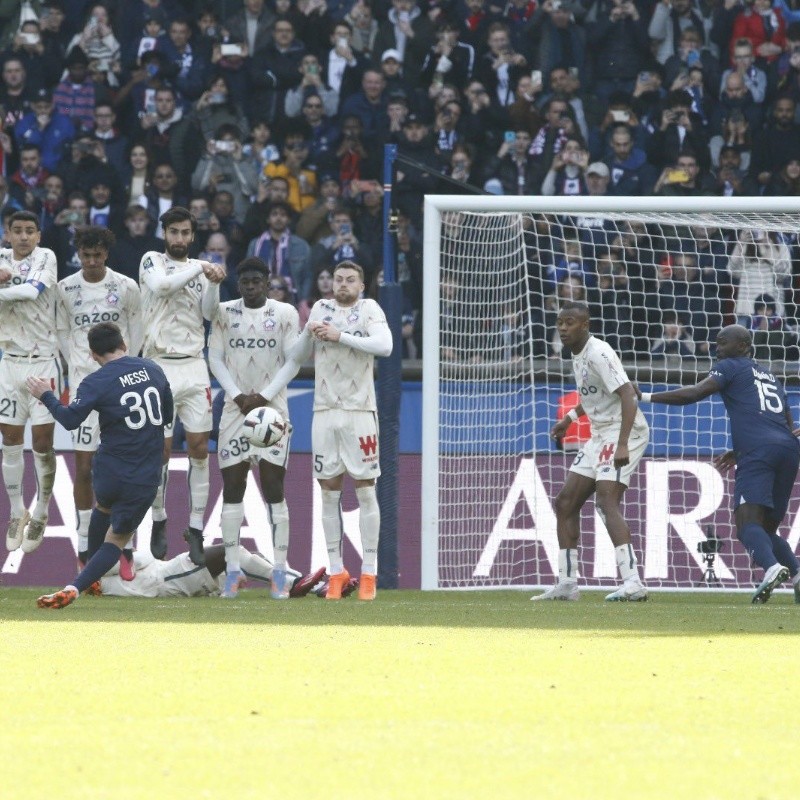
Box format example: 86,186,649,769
639,324,800,604
26,322,174,609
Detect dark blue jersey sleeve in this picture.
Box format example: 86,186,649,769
39,374,101,430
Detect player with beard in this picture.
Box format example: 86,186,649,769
139,206,225,565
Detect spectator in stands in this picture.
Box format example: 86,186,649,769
505,72,544,136
445,142,481,191
544,67,590,141
60,132,119,199
40,173,64,233
155,18,208,102
656,250,717,342
6,18,62,91
323,20,369,103
249,16,306,125
267,274,296,307
264,130,318,212
14,87,74,172
730,0,787,64
721,38,767,105
750,95,800,188
394,112,443,228
346,0,379,60
588,0,651,105
729,228,792,322
475,21,528,107
663,27,721,103
310,202,374,282
485,127,538,194
654,151,715,194
108,203,160,280
140,162,187,237
122,143,151,207
225,0,275,57
650,310,697,357
711,110,753,174
374,0,436,86
47,190,89,278
87,179,122,234
420,19,476,93
713,144,752,194
339,68,387,141
585,161,612,195
298,264,334,326
646,89,710,171
67,5,121,67
528,1,588,85
529,95,572,170
191,124,258,222
285,53,339,119
588,251,634,355
0,58,34,137
765,156,800,193
92,103,128,175
191,74,250,142
9,143,49,211
246,200,312,301
378,49,414,99
53,47,98,134
713,71,763,139
40,0,70,57
604,122,657,194
649,0,712,65
541,137,590,195
295,172,342,245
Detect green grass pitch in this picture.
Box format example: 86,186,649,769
1,588,799,800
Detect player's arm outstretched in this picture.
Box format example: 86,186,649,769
25,375,97,430
637,376,721,406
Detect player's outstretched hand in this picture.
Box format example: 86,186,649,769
25,377,52,399
550,418,570,440
713,450,736,472
200,261,226,284
614,443,630,468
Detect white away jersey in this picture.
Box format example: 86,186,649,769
209,298,299,420
571,336,648,435
308,297,387,412
0,246,58,356
139,251,209,358
56,268,141,381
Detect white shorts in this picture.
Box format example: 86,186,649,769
157,357,212,434
217,401,291,469
569,427,649,487
101,553,218,597
69,374,99,452
312,408,381,481
0,355,62,426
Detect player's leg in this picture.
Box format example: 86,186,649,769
21,422,57,553
312,410,351,599
531,471,595,601
764,448,800,602
596,480,647,601
219,461,248,597
353,478,379,600
38,484,156,608
0,421,28,551
258,458,291,598
73,450,94,564
184,430,211,561
150,432,172,557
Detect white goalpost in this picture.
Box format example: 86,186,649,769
421,196,800,592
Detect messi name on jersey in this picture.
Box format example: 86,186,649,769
119,368,152,387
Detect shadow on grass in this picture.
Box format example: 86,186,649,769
2,588,800,636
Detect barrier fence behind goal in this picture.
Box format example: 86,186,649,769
421,196,800,592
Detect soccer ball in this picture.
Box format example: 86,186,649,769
243,406,287,448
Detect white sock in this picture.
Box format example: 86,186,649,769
356,485,380,575
321,489,343,574
151,463,169,522
2,443,25,516
558,548,579,583
615,543,640,584
187,457,209,530
32,449,56,520
268,500,290,569
76,508,92,553
221,502,244,572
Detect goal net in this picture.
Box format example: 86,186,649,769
421,196,800,592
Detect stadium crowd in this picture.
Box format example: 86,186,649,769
1,0,800,360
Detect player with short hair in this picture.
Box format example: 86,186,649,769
27,322,174,609
260,260,393,601
99,544,326,599
139,206,225,565
207,257,300,598
639,324,800,604
534,302,650,602
0,211,60,554
56,226,142,566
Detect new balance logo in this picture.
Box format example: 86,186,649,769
358,435,377,456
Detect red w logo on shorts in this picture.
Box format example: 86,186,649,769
358,435,377,456
599,443,615,463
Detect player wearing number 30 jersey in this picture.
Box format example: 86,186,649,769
639,324,800,604
29,322,173,609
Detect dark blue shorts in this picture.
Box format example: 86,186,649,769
734,444,800,522
93,471,158,535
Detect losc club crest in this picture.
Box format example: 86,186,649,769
263,318,275,331
347,311,359,324
106,292,119,306
219,448,230,461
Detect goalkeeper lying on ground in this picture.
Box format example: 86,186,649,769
100,544,326,599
